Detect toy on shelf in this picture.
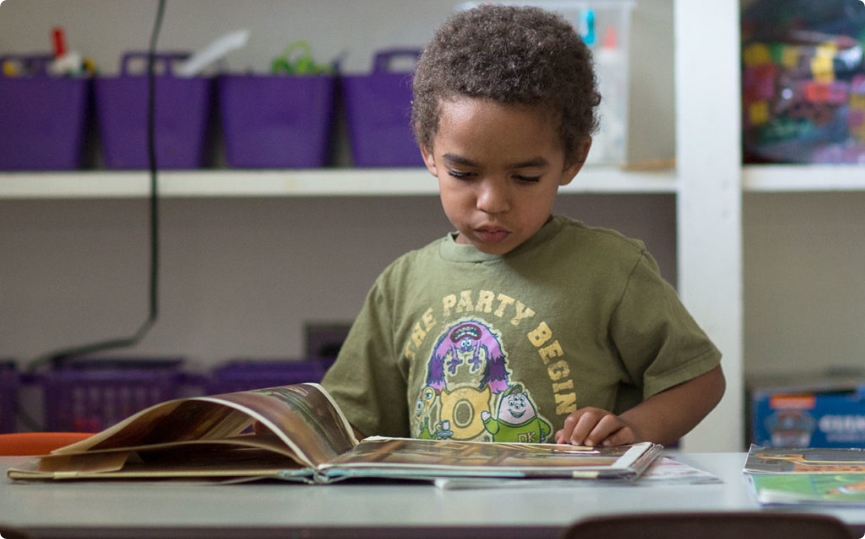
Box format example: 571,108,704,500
741,0,865,164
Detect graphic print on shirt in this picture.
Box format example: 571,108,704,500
415,318,552,442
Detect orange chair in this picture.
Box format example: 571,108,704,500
0,432,94,456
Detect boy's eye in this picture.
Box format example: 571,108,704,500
515,175,541,183
447,169,473,179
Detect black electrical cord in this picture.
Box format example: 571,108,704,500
26,0,166,373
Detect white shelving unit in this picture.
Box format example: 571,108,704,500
676,1,865,452
674,0,743,452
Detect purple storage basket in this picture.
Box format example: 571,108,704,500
0,361,19,434
0,55,90,171
95,52,212,169
205,359,325,395
342,49,424,167
219,74,335,168
40,357,184,432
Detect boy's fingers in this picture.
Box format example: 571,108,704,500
600,427,635,447
558,408,633,447
555,413,581,444
569,409,605,446
586,414,631,446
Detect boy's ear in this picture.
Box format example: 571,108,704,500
560,137,593,186
420,144,438,176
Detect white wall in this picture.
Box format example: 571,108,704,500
743,192,865,379
0,194,676,370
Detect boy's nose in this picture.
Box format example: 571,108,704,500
476,180,510,214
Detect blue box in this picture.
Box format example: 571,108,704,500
750,376,865,448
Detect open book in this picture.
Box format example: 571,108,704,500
7,383,662,483
744,444,865,505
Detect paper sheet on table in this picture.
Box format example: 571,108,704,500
434,456,721,490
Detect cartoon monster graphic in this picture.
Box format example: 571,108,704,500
439,385,492,439
414,386,438,439
481,384,552,443
427,320,510,394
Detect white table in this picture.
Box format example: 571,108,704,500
1,453,864,539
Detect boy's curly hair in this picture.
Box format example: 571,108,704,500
412,4,600,166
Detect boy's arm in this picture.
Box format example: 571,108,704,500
555,365,725,447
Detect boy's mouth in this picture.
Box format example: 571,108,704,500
474,227,510,244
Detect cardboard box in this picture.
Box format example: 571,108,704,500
750,373,865,448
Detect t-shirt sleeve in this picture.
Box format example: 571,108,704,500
320,276,410,438
610,251,722,401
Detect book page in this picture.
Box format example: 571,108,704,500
320,438,659,480
433,456,722,489
51,400,254,454
750,473,865,505
200,384,357,467
49,383,357,469
744,445,865,474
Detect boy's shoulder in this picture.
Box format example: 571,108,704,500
550,215,647,255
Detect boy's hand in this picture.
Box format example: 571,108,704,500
554,407,638,447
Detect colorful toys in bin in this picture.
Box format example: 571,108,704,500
47,26,96,77
741,0,865,163
270,40,337,75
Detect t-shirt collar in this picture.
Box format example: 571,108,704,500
439,215,564,263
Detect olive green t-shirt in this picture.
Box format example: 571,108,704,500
322,215,721,443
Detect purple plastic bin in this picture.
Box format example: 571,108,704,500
40,357,185,432
0,55,90,171
0,361,19,434
342,49,424,167
95,52,212,169
219,74,335,168
205,359,326,395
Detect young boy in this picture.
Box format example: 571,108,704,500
322,4,724,447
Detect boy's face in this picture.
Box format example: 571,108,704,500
421,97,587,255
